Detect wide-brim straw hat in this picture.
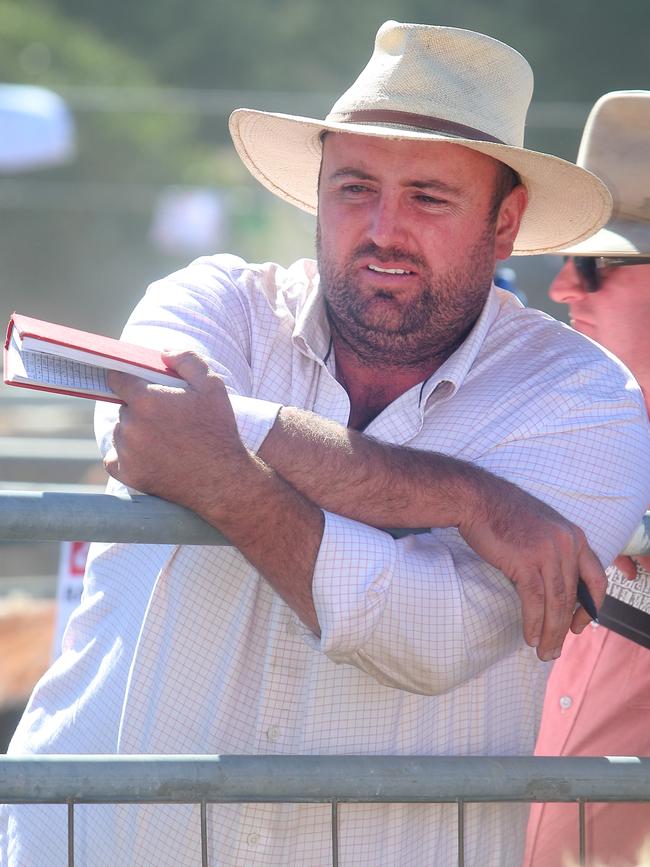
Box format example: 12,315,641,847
229,21,612,256
560,90,650,257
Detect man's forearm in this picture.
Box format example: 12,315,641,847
198,447,324,635
258,405,483,528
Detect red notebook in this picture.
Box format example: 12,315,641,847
3,312,185,403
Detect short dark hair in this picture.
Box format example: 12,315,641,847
490,162,521,222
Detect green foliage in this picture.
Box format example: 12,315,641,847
39,0,650,102
0,0,150,86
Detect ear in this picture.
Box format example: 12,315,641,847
494,184,528,260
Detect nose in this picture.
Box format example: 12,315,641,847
548,260,588,305
367,193,408,249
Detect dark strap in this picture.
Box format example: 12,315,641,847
328,108,505,145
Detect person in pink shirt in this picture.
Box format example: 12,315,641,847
525,90,650,867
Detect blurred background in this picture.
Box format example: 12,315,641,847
1,0,649,747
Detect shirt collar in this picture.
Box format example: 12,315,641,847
417,285,502,407
291,266,332,364
291,268,502,400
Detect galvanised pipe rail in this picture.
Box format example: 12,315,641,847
0,490,648,553
0,491,427,545
6,755,647,867
2,755,650,804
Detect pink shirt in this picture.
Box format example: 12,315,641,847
524,590,650,867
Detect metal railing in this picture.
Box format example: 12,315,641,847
2,755,650,866
1,489,649,551
0,490,433,545
2,490,650,866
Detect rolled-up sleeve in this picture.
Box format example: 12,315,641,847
299,379,650,697
302,512,520,696
94,256,284,456
228,394,282,453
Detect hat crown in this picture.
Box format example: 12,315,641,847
229,20,612,255
328,21,534,147
577,91,650,224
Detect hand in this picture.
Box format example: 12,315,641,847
457,473,607,662
104,351,248,512
613,553,650,580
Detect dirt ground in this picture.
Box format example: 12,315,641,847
0,596,55,751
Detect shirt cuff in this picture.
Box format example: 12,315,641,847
95,392,280,458
228,393,282,453
301,511,397,657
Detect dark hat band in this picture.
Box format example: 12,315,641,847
327,108,506,145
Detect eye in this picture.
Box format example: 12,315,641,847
341,183,372,195
414,193,446,206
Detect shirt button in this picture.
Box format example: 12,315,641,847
559,695,573,710
266,726,281,743
590,620,600,629
247,832,260,846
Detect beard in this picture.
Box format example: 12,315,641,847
317,225,496,369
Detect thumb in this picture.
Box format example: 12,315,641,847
613,554,638,581
161,349,212,387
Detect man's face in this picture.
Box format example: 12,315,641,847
316,132,525,367
549,259,650,374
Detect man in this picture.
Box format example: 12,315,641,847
525,90,650,867
2,24,649,867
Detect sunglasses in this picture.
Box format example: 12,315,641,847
566,255,650,293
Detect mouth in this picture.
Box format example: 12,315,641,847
367,263,415,276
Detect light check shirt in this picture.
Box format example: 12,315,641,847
3,255,650,867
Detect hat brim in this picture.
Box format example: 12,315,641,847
560,217,650,257
229,108,613,256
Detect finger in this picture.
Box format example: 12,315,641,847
106,369,149,401
578,545,607,608
536,564,571,661
513,571,545,650
570,604,593,635
568,549,607,637
102,446,120,479
613,554,638,581
111,404,130,446
562,546,605,640
161,350,212,387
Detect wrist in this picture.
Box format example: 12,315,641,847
449,459,494,531
184,444,260,527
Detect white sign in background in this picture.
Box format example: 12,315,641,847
51,540,89,660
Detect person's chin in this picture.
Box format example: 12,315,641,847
356,296,411,331
569,318,593,337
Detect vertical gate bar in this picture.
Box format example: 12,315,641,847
457,800,465,867
578,800,586,867
201,800,209,867
331,800,339,867
67,802,74,867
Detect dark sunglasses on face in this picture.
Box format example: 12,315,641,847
565,255,650,293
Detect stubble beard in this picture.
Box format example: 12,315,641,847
317,225,497,369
